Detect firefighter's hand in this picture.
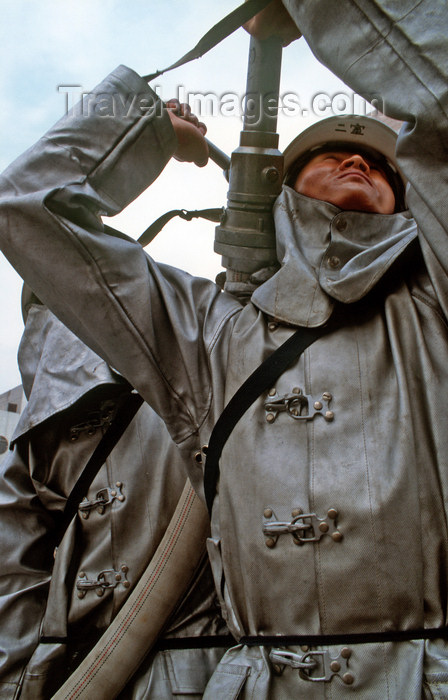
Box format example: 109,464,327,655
244,0,301,47
167,100,209,168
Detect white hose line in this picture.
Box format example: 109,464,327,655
52,481,209,700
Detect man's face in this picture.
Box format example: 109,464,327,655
292,149,396,214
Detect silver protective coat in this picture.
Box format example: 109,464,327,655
0,306,229,699
1,0,448,697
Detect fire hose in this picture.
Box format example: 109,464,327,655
52,481,208,700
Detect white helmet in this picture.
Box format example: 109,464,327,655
283,115,406,209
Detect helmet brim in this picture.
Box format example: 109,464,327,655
284,115,405,185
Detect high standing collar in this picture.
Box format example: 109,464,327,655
250,186,417,327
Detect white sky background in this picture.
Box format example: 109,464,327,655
0,0,358,394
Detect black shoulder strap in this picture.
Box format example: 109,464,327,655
55,391,143,546
143,0,274,82
138,208,223,248
204,326,329,515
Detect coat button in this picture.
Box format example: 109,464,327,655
327,255,341,269
335,218,347,232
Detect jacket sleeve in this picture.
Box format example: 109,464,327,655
0,444,55,698
0,65,240,443
283,0,448,314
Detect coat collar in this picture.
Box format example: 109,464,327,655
12,305,123,442
251,186,417,327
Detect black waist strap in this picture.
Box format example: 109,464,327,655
48,630,447,649
153,635,236,651
240,628,448,647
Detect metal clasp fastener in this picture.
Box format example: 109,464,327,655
264,388,334,424
269,649,317,672
78,482,125,518
69,400,117,441
76,565,130,598
270,648,354,684
263,507,342,548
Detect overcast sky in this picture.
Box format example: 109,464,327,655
0,0,357,394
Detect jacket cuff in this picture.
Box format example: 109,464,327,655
66,64,176,211
4,65,176,214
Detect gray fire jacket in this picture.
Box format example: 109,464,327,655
0,305,229,699
1,0,448,697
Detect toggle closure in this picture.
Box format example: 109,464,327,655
269,648,317,672
69,400,118,441
264,387,334,424
76,565,130,598
263,507,342,547
269,647,354,684
78,482,125,518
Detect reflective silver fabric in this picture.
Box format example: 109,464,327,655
0,307,229,698
1,1,448,696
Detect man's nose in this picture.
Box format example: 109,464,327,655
339,154,370,172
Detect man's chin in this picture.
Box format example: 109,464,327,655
326,193,386,215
